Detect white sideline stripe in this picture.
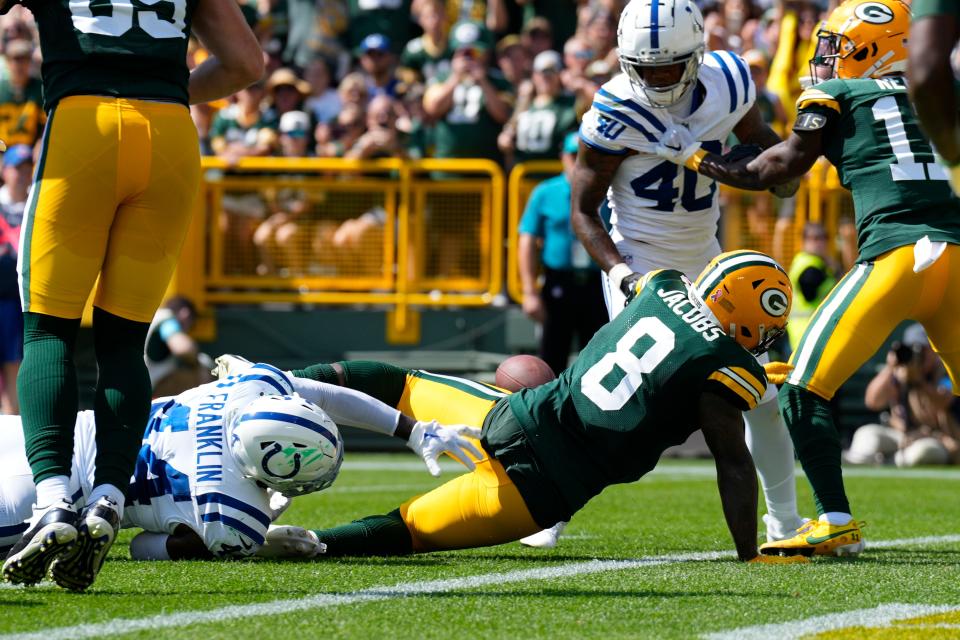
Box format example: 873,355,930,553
0,551,729,640
5,535,960,639
702,603,960,640
343,460,960,481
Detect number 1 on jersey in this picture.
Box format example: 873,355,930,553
871,95,948,182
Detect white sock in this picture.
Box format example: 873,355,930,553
35,475,71,508
744,397,802,530
820,512,853,525
88,484,125,519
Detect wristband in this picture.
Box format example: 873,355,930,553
608,263,634,292
684,148,708,172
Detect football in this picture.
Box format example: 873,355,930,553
495,355,556,391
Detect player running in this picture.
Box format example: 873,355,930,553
559,0,804,549
686,0,960,557
2,362,480,574
4,0,265,590
281,253,807,564
908,0,960,194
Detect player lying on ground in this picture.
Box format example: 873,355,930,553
264,253,808,564
1,363,479,569
666,0,960,557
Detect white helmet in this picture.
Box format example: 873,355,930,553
617,0,705,107
228,394,344,497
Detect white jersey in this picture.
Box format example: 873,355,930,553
122,362,295,558
580,50,756,269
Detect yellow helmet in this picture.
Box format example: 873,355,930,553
694,250,793,355
809,0,909,82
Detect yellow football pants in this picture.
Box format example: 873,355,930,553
19,95,200,322
397,370,505,427
787,243,960,399
399,456,540,552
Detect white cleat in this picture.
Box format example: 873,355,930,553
763,514,812,543
520,521,568,549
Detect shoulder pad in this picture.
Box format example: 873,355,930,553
703,50,755,114
796,84,843,114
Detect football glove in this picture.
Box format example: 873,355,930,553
655,124,704,170
211,353,251,379
407,421,484,477
265,489,292,522
608,263,642,306
762,361,794,385
721,143,763,164
256,525,326,559
747,554,810,564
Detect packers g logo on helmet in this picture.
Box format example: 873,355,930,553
809,0,908,82
694,250,793,355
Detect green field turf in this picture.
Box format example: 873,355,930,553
3,455,960,640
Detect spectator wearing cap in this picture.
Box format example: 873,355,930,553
560,36,595,97
346,95,408,160
344,0,413,56
0,39,44,147
0,144,32,414
401,0,451,86
521,17,553,58
303,56,342,125
850,324,960,466
495,35,532,91
277,110,312,157
499,50,576,164
267,67,311,118
424,20,513,163
358,34,402,100
518,132,608,376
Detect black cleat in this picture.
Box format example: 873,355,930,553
2,499,79,586
50,497,120,592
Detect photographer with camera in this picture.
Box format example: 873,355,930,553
847,324,960,466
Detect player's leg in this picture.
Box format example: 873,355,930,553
313,456,540,555
914,244,960,397
767,247,919,556
538,269,576,375
6,98,126,584
51,99,200,591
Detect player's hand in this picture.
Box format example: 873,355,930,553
265,489,292,522
211,353,251,379
762,361,794,385
407,420,484,477
256,525,326,559
747,554,810,564
621,272,642,306
608,263,642,306
655,124,703,169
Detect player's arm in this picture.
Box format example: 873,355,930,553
570,143,638,296
909,14,960,164
729,103,803,198
696,128,823,192
189,0,265,105
698,391,759,562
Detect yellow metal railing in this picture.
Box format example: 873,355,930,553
171,157,504,341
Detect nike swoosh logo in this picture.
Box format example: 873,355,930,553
806,528,856,545
664,143,681,152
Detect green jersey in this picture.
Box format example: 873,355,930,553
514,95,577,163
25,0,198,109
483,270,767,525
0,76,45,146
912,0,959,19
797,77,960,261
400,36,451,84
430,71,513,162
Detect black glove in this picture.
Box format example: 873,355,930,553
621,272,643,306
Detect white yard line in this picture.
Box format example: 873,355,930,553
3,535,960,640
703,603,960,640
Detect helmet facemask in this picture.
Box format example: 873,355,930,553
620,48,703,107
809,28,842,84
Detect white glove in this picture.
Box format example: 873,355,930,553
256,525,326,559
406,420,484,477
211,353,252,379
655,124,703,168
266,488,292,522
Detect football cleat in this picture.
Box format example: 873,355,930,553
50,497,120,591
519,521,567,549
2,499,79,586
760,518,865,557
